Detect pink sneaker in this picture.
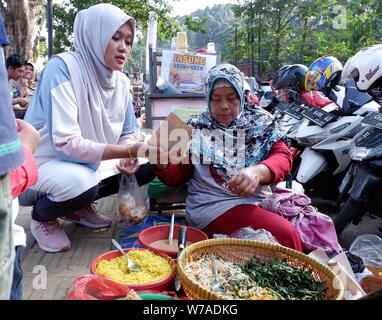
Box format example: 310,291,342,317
62,204,112,229
30,219,71,253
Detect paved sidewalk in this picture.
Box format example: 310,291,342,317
16,196,382,300
18,195,120,300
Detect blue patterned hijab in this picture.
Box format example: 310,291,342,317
187,64,285,176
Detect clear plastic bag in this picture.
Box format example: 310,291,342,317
230,227,279,244
213,226,279,244
117,174,148,226
349,234,382,267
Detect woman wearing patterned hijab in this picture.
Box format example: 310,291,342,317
154,64,302,251
20,4,158,253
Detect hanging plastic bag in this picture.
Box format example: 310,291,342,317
67,275,138,300
117,174,148,226
349,234,382,267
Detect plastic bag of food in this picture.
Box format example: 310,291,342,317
67,275,140,300
349,234,382,267
230,227,279,244
117,174,148,226
213,227,279,244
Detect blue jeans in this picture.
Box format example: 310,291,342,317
28,163,156,222
0,175,14,300
10,245,23,300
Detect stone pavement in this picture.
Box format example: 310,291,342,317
16,195,382,300
18,195,120,300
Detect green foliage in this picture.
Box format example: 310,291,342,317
176,4,234,60
51,0,209,74
228,0,382,78
50,0,382,78
38,37,48,58
52,0,188,53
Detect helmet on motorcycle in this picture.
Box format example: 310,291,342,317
271,65,290,89
305,56,343,91
341,44,382,92
272,64,308,93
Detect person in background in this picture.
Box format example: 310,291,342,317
243,78,260,106
16,61,38,100
153,64,302,251
6,53,29,118
0,14,25,300
20,4,159,253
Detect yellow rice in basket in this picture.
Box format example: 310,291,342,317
95,249,172,284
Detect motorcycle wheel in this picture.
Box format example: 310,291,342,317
334,198,364,237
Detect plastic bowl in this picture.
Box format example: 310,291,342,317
90,248,176,291
138,224,209,258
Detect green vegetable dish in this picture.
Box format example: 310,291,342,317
243,256,327,300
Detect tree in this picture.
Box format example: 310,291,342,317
0,0,45,61
182,4,234,61
51,0,207,74
52,0,206,54
229,0,382,78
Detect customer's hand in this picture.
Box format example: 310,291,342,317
16,119,40,153
135,142,166,164
226,166,262,197
117,158,140,176
14,97,29,108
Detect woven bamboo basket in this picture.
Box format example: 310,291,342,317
177,238,344,300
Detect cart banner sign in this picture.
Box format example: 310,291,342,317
160,50,217,93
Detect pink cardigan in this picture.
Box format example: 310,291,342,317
261,187,342,255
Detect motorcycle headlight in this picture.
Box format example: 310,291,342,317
287,122,303,135
349,126,382,160
329,123,351,134
296,132,329,146
349,146,370,161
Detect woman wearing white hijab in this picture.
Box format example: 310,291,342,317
21,4,157,253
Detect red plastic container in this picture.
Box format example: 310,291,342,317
90,248,176,291
138,224,209,258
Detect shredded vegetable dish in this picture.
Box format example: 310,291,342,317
184,256,282,300
95,249,173,284
184,255,327,300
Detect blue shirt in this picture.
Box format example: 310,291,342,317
0,15,9,47
0,15,24,175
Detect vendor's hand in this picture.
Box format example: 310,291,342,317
226,166,262,197
117,158,140,176
16,119,40,153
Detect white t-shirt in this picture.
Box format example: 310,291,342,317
12,198,26,247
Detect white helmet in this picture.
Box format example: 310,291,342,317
341,44,382,91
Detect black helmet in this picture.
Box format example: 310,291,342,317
272,64,308,93
272,65,290,89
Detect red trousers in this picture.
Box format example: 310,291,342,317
203,204,303,251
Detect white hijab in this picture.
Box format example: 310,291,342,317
57,3,136,144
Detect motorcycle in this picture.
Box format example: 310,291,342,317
293,81,381,191
272,88,333,134
334,112,382,236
